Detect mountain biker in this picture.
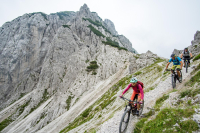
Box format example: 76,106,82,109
180,48,192,67
120,77,144,115
165,54,183,80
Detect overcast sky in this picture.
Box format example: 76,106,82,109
0,0,200,58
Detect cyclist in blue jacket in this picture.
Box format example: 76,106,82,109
165,54,183,80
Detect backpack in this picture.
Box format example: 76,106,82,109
172,55,179,63
137,81,144,90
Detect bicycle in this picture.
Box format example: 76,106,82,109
183,57,192,73
185,59,189,73
119,95,144,133
166,68,182,89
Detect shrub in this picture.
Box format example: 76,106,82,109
83,18,111,34
66,96,73,110
180,88,200,98
193,53,200,61
86,61,99,75
134,71,142,76
102,40,128,51
62,25,70,29
87,25,105,38
29,12,47,20
156,65,163,72
55,11,74,20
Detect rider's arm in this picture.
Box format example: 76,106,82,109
180,53,183,58
166,62,170,69
190,52,193,58
121,84,131,95
138,84,144,100
180,61,183,69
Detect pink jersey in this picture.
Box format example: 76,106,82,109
122,83,144,100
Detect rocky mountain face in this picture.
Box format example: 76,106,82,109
0,4,148,133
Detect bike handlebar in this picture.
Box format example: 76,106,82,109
120,96,141,104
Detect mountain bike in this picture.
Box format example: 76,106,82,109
184,57,193,73
185,59,189,73
166,68,182,89
119,95,144,133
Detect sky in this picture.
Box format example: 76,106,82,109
0,0,200,58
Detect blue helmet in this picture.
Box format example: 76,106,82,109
130,77,138,83
171,54,175,58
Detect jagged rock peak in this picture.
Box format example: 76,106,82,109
80,4,90,12
191,30,200,45
104,19,118,36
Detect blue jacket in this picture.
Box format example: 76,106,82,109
169,57,181,65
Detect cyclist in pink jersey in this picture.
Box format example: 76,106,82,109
120,77,144,115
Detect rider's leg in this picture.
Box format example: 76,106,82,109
171,65,175,74
176,65,181,77
188,59,190,67
137,93,142,110
130,91,136,107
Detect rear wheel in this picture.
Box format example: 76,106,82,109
119,109,130,133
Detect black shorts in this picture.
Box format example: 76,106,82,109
183,57,190,63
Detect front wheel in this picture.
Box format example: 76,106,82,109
119,108,130,133
139,100,144,116
186,61,188,73
172,74,176,89
178,71,182,83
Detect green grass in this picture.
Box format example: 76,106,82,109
185,71,200,86
156,65,163,72
154,94,169,111
180,88,200,98
134,71,142,76
62,25,70,29
179,119,199,132
191,63,200,75
142,108,196,133
193,53,200,61
87,25,105,38
134,118,148,133
0,116,14,131
144,87,155,93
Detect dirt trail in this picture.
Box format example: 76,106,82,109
97,66,193,133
